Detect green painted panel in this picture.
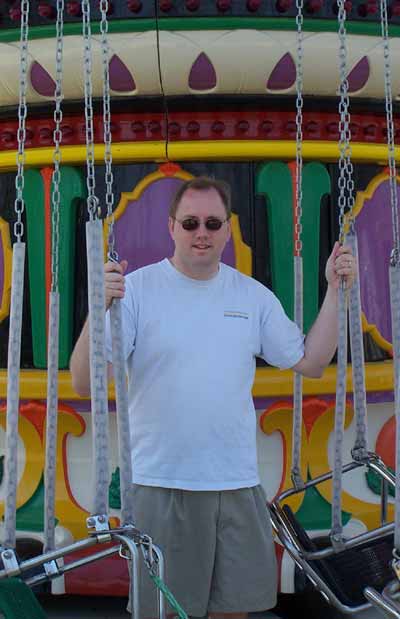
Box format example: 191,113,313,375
256,161,330,333
24,167,85,369
256,161,294,320
295,482,351,530
24,169,46,368
0,17,399,43
302,162,331,332
15,476,58,532
57,167,86,368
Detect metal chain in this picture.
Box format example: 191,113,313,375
294,0,304,257
291,0,305,490
14,0,30,242
380,0,400,265
51,0,64,292
99,0,116,259
82,0,98,219
337,0,353,244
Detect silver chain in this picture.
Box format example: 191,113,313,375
380,0,400,265
337,0,353,244
295,0,304,256
82,0,98,219
99,0,116,259
51,0,64,292
14,0,30,242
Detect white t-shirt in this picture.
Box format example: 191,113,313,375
105,258,304,491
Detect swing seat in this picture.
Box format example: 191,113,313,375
283,504,394,607
0,578,47,619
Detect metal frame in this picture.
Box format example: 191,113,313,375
269,455,396,614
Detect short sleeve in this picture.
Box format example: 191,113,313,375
259,292,304,369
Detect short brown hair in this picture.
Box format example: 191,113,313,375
169,176,231,219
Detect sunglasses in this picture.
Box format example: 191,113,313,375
172,216,229,231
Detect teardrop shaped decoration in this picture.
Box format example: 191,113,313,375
347,56,370,93
189,52,217,91
267,53,296,91
30,61,56,97
109,54,136,92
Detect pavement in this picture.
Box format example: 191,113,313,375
39,594,129,618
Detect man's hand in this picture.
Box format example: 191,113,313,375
105,259,128,310
325,242,356,290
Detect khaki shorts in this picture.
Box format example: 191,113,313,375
128,484,277,617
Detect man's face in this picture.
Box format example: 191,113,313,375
168,187,231,277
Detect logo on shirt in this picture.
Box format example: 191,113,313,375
224,311,249,319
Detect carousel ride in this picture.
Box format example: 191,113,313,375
0,1,400,618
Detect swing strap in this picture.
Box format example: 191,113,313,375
98,0,135,525
330,0,353,549
81,0,111,520
390,265,400,552
291,0,305,490
347,231,368,461
379,0,400,555
43,0,64,553
3,0,30,552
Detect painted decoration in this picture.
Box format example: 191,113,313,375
24,167,86,368
353,172,400,352
0,217,12,323
1,31,399,106
256,160,330,332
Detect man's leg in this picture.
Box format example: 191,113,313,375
208,486,277,617
129,485,219,618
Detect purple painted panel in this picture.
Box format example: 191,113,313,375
0,234,4,303
114,177,235,275
189,53,217,91
267,53,296,91
30,61,55,97
109,55,136,92
356,179,400,345
348,56,370,93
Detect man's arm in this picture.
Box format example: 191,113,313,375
293,242,356,379
69,259,128,396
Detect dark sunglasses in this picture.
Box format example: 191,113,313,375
172,216,229,231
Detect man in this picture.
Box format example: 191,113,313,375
70,176,356,619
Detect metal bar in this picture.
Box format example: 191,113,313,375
365,587,400,619
0,535,100,579
25,545,120,587
113,534,140,619
269,500,395,560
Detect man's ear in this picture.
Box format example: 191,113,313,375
168,216,175,240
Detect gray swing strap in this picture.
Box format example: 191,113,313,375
330,0,352,550
290,0,305,490
347,229,368,461
44,0,64,554
110,301,135,525
379,0,400,557
98,0,135,525
390,265,400,553
86,220,110,519
2,0,29,554
4,243,25,551
44,292,60,552
331,283,348,550
82,0,110,522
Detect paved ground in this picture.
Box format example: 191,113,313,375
39,594,129,618
35,594,385,619
37,597,287,619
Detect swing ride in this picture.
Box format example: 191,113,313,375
0,0,400,617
